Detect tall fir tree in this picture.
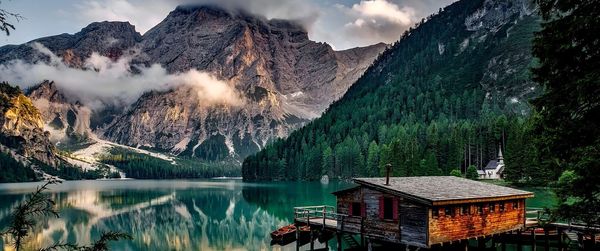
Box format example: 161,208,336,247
532,0,600,225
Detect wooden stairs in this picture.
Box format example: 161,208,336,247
341,233,362,250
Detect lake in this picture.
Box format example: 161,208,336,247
0,179,556,251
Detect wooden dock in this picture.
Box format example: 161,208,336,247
279,206,600,250
293,205,340,230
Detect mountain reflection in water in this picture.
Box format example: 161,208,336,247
0,180,353,251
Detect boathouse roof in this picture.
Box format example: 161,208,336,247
350,176,533,206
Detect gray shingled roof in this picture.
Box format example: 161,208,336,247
485,160,500,170
353,176,533,205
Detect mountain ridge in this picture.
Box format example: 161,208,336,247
0,5,386,168
242,0,541,181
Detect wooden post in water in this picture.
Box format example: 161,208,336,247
296,225,300,251
544,228,549,250
530,229,536,250
557,228,563,251
517,230,523,251
310,229,314,250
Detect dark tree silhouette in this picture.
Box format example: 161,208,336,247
532,0,600,226
0,1,22,35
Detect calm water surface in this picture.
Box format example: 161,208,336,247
0,179,555,251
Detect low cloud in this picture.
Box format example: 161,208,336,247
339,0,417,47
75,0,176,34
0,43,243,110
75,0,320,34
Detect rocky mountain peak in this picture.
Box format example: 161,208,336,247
0,21,142,67
0,82,60,167
0,5,386,163
27,80,68,103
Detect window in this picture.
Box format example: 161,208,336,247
499,203,505,212
476,204,483,214
444,207,453,217
383,197,394,220
351,202,362,217
432,207,439,218
461,205,470,215
489,203,495,213
513,201,519,210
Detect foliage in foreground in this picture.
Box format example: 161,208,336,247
0,2,22,36
0,180,131,250
532,0,600,226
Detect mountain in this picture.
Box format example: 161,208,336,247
242,0,541,181
27,81,95,146
0,82,118,182
103,6,385,159
0,83,60,167
0,6,386,166
0,21,142,66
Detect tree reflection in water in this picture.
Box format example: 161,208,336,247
0,180,352,250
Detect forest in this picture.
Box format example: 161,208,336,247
242,0,549,185
99,147,240,179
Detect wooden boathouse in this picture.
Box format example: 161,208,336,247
292,176,535,249
332,176,534,248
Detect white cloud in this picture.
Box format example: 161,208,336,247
1,0,457,50
75,0,174,34
337,0,417,47
350,0,416,26
0,43,243,109
74,0,320,35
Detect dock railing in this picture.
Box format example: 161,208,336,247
293,205,346,230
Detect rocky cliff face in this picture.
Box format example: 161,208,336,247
27,81,94,145
0,5,386,161
0,21,142,67
104,6,385,158
0,83,61,167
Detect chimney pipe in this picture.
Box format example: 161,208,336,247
385,163,392,186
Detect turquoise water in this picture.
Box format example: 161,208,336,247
0,180,556,250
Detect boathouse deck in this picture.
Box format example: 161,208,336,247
293,205,340,230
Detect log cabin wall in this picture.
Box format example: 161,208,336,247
428,199,526,245
361,187,402,244
335,187,428,247
336,188,363,234
400,200,428,247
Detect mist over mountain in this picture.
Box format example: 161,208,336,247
242,0,542,181
0,5,386,169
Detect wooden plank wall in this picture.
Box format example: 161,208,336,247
362,187,401,243
400,200,428,247
428,199,526,245
335,187,428,247
336,188,363,234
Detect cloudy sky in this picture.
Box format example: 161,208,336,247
0,0,455,50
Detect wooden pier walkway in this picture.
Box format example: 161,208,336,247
285,206,600,250
293,205,340,230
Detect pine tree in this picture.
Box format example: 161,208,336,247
466,165,479,180
532,0,600,226
366,141,380,176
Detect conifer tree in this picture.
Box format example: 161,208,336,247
532,0,600,226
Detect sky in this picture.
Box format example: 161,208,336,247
0,0,456,50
